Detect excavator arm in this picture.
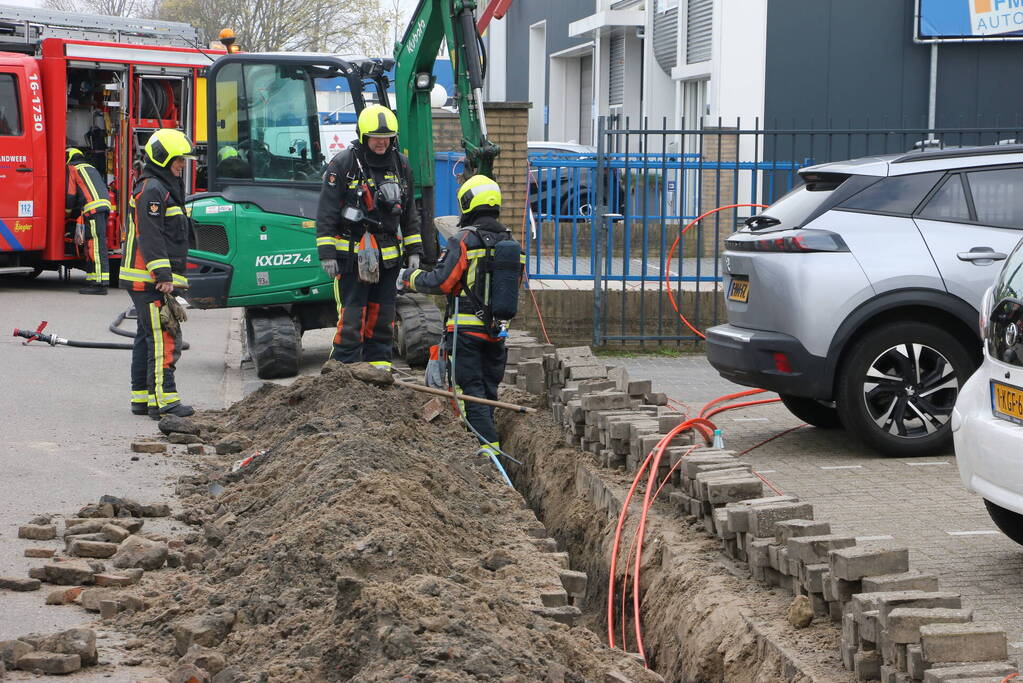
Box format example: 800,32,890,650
393,0,504,263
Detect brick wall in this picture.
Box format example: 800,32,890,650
433,102,531,235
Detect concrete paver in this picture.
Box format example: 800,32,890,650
610,354,1023,653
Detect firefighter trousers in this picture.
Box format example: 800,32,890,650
331,265,398,367
447,330,507,444
129,290,183,411
84,211,110,285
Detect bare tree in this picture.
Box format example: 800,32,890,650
43,0,159,18
154,0,391,55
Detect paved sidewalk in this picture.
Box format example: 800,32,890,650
611,354,1023,653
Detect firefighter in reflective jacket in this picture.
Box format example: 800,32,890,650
400,175,523,457
119,129,194,419
66,148,113,295
315,105,422,369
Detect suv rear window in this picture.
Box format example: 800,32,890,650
0,74,22,136
748,173,849,231
838,172,943,215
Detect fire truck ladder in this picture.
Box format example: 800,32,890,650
0,5,199,49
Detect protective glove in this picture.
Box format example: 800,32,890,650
407,253,421,270
321,259,339,279
398,268,413,292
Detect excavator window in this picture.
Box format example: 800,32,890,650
212,62,326,185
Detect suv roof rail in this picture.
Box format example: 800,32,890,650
892,144,1023,164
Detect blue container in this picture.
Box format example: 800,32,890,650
434,151,465,217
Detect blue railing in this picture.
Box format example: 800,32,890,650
525,151,808,283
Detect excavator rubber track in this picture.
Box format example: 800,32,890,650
394,292,443,367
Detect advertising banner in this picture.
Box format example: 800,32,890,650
918,0,1023,41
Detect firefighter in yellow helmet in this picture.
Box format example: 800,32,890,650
65,147,113,294
119,128,195,419
315,104,422,369
400,175,524,456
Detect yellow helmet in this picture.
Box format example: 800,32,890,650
218,145,239,162
457,174,502,214
66,147,84,164
145,128,195,168
357,105,398,144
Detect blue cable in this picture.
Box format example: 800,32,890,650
450,297,517,486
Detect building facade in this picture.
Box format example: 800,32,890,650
489,0,1023,145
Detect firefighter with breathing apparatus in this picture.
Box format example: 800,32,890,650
65,147,113,294
118,128,194,419
316,104,423,369
400,175,524,457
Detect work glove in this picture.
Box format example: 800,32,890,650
407,253,421,270
398,268,413,292
321,259,339,279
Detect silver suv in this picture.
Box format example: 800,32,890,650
707,145,1023,457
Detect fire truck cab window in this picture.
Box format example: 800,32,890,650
0,75,23,136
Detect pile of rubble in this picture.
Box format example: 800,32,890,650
7,363,657,682
501,339,1023,682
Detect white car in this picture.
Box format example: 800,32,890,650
953,240,1023,545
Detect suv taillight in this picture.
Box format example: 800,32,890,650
725,230,849,253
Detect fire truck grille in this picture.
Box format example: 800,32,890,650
194,224,230,255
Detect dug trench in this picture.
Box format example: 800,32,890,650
5,361,846,681
499,406,850,682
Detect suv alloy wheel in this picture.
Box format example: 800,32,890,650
836,321,977,456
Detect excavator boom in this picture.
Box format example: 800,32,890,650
393,0,503,263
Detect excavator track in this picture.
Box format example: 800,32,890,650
394,292,443,367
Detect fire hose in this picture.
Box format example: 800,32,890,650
13,306,191,351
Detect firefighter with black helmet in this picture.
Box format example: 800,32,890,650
119,128,194,419
65,147,112,294
400,175,524,456
315,104,423,370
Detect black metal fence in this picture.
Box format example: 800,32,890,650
560,116,1023,345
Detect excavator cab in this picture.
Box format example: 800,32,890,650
185,53,440,379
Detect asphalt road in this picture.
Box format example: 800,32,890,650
0,272,234,679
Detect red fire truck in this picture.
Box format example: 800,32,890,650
0,6,219,278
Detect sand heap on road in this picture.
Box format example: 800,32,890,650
122,363,656,682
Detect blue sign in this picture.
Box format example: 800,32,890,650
918,0,1023,41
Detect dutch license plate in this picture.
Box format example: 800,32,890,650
992,381,1023,425
728,276,750,303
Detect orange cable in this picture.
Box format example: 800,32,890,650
664,203,768,340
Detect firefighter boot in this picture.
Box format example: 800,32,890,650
79,284,107,295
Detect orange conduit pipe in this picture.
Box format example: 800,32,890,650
619,444,699,648
521,165,552,344
665,203,768,340
610,394,794,660
606,418,716,650
699,388,766,418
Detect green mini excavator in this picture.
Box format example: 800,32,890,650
185,0,511,378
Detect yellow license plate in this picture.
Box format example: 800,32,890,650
728,277,750,303
992,381,1023,425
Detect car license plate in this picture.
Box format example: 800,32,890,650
728,276,750,303
991,381,1023,425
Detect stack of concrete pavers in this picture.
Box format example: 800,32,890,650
546,350,693,464
664,448,1016,682
498,342,1019,681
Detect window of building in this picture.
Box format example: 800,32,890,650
686,0,713,64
